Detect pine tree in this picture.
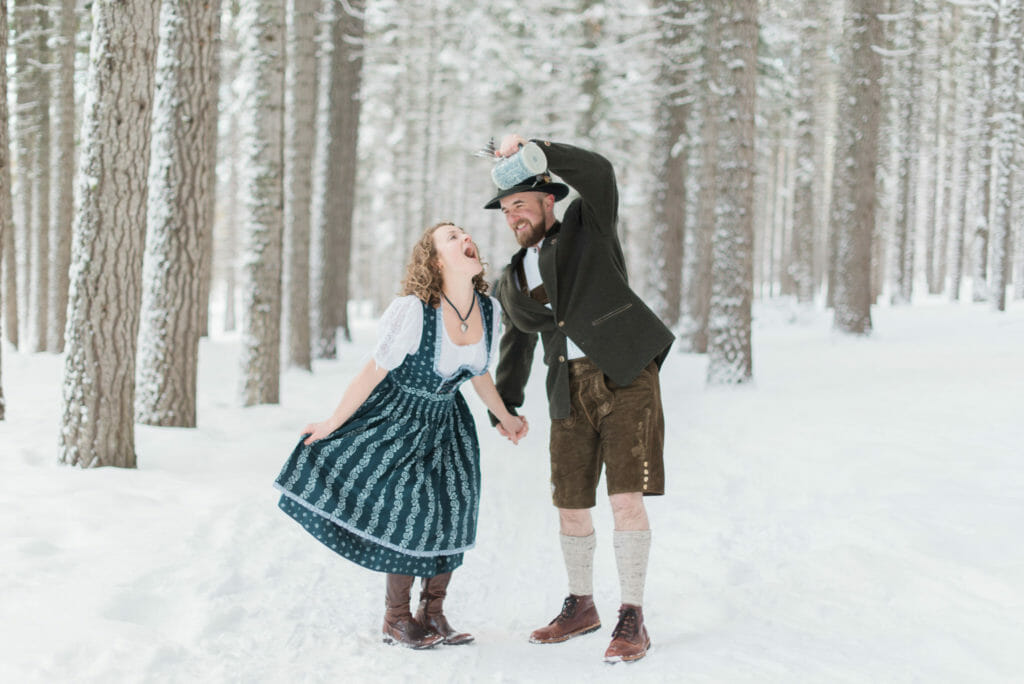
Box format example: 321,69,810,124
237,0,286,407
282,0,320,371
647,0,693,329
48,0,78,353
707,0,757,385
832,0,884,334
60,0,160,468
0,0,10,421
136,0,223,427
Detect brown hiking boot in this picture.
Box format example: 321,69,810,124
416,572,474,645
382,574,444,649
529,594,601,644
603,604,651,663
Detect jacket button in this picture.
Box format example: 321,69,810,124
558,321,565,327
558,355,565,363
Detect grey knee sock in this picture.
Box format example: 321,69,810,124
613,530,651,606
560,532,597,596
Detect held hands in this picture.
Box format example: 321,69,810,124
497,414,529,445
497,134,529,158
301,420,339,445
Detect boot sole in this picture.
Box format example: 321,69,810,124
603,640,652,664
382,635,444,650
529,622,602,644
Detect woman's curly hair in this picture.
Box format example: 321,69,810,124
400,221,489,307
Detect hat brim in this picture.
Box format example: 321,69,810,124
484,182,569,210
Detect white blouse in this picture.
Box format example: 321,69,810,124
373,294,502,377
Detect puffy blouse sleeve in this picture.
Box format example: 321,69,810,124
487,296,502,371
373,295,423,370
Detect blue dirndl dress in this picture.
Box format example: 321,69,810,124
274,294,494,577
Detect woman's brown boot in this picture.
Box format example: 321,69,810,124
416,572,474,645
382,573,444,649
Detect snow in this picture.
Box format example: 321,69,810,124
2,296,1023,683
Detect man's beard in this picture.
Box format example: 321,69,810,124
514,219,547,248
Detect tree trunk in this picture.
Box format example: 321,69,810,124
60,0,160,468
972,5,1000,302
890,1,922,305
989,0,1020,312
707,0,757,385
0,1,10,420
237,0,285,407
28,5,52,352
691,7,718,354
832,0,883,334
136,0,222,427
789,15,817,304
313,0,365,357
48,0,77,353
647,0,691,329
12,0,40,348
282,0,319,371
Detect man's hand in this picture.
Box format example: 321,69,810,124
497,415,529,445
497,134,529,158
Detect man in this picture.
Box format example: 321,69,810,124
485,134,674,663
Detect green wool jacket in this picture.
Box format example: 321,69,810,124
492,141,675,420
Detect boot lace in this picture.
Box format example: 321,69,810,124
610,606,639,639
553,595,579,624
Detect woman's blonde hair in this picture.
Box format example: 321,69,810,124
400,221,489,307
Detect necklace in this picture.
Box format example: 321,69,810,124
441,291,475,332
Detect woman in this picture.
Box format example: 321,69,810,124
274,222,527,649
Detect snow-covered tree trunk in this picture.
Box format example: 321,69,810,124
832,0,883,334
136,0,222,427
707,0,757,385
197,7,223,340
949,5,981,302
48,0,77,353
972,4,1000,302
691,7,717,354
312,0,365,357
989,0,1020,312
11,1,42,348
282,0,319,371
237,0,285,407
890,0,922,305
0,0,10,420
27,5,51,353
647,0,692,328
59,0,159,468
790,14,818,304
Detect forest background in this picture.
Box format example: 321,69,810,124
0,0,1021,461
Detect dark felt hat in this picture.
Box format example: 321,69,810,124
484,173,569,210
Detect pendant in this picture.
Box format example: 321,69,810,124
460,323,469,333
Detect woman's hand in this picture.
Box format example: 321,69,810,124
301,420,338,445
498,414,528,445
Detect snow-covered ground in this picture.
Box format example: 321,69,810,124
1,297,1022,683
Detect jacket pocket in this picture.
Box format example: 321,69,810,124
591,302,632,326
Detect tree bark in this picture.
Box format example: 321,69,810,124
707,0,757,385
313,0,365,357
691,7,718,354
989,0,1020,312
282,0,319,371
647,0,691,328
0,1,10,420
48,0,78,353
237,0,286,407
832,0,883,334
136,0,222,427
60,0,160,468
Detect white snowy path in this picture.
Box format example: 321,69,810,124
1,299,1022,683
